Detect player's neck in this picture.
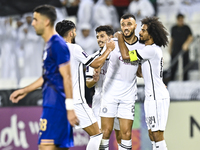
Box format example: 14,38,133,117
145,39,154,46
64,36,72,43
42,27,56,42
124,35,137,45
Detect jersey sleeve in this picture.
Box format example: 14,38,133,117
73,44,100,66
85,66,94,78
51,41,70,67
129,45,156,61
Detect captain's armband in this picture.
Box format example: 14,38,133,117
129,50,138,62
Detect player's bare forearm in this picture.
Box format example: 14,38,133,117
23,76,43,93
86,78,97,88
10,76,43,103
118,34,130,60
136,65,143,78
90,40,115,69
59,63,73,99
90,48,112,69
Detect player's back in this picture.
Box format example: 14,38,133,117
103,38,145,100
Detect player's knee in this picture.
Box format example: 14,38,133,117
102,128,113,139
115,130,122,144
121,130,132,139
148,130,154,141
116,135,122,144
152,131,164,142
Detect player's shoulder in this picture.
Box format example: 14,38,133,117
51,35,67,49
111,38,118,43
67,43,82,50
145,44,161,51
136,41,145,47
51,34,64,44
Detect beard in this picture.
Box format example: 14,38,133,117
71,37,75,44
139,38,145,44
139,35,146,44
123,29,134,38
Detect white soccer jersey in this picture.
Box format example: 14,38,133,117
135,44,170,100
102,38,145,100
86,52,109,108
67,43,100,104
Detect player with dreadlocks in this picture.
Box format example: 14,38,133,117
116,16,170,150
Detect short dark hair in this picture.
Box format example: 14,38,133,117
56,20,76,37
95,25,114,36
121,14,136,21
141,17,169,47
176,13,184,19
33,5,56,27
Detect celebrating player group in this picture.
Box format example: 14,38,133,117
9,4,170,150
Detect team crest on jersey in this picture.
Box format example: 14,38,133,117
102,107,107,113
82,51,88,58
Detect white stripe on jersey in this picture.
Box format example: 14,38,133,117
67,43,101,104
136,44,170,100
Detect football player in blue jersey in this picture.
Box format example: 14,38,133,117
10,5,78,150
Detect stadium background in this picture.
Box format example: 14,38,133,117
0,0,200,150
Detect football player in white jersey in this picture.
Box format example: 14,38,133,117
117,17,170,150
85,25,122,145
99,14,145,150
56,20,115,150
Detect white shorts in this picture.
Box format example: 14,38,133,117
100,97,136,120
74,103,97,129
144,98,170,132
92,98,120,130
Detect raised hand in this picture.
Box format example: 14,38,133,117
106,39,115,52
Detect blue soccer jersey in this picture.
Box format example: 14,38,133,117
42,34,70,111
38,34,73,148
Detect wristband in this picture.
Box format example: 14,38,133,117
65,98,74,110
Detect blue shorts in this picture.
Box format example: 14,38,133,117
38,107,74,148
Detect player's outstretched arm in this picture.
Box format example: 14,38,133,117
116,32,130,60
86,68,100,88
10,76,44,103
90,40,115,69
59,63,79,127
